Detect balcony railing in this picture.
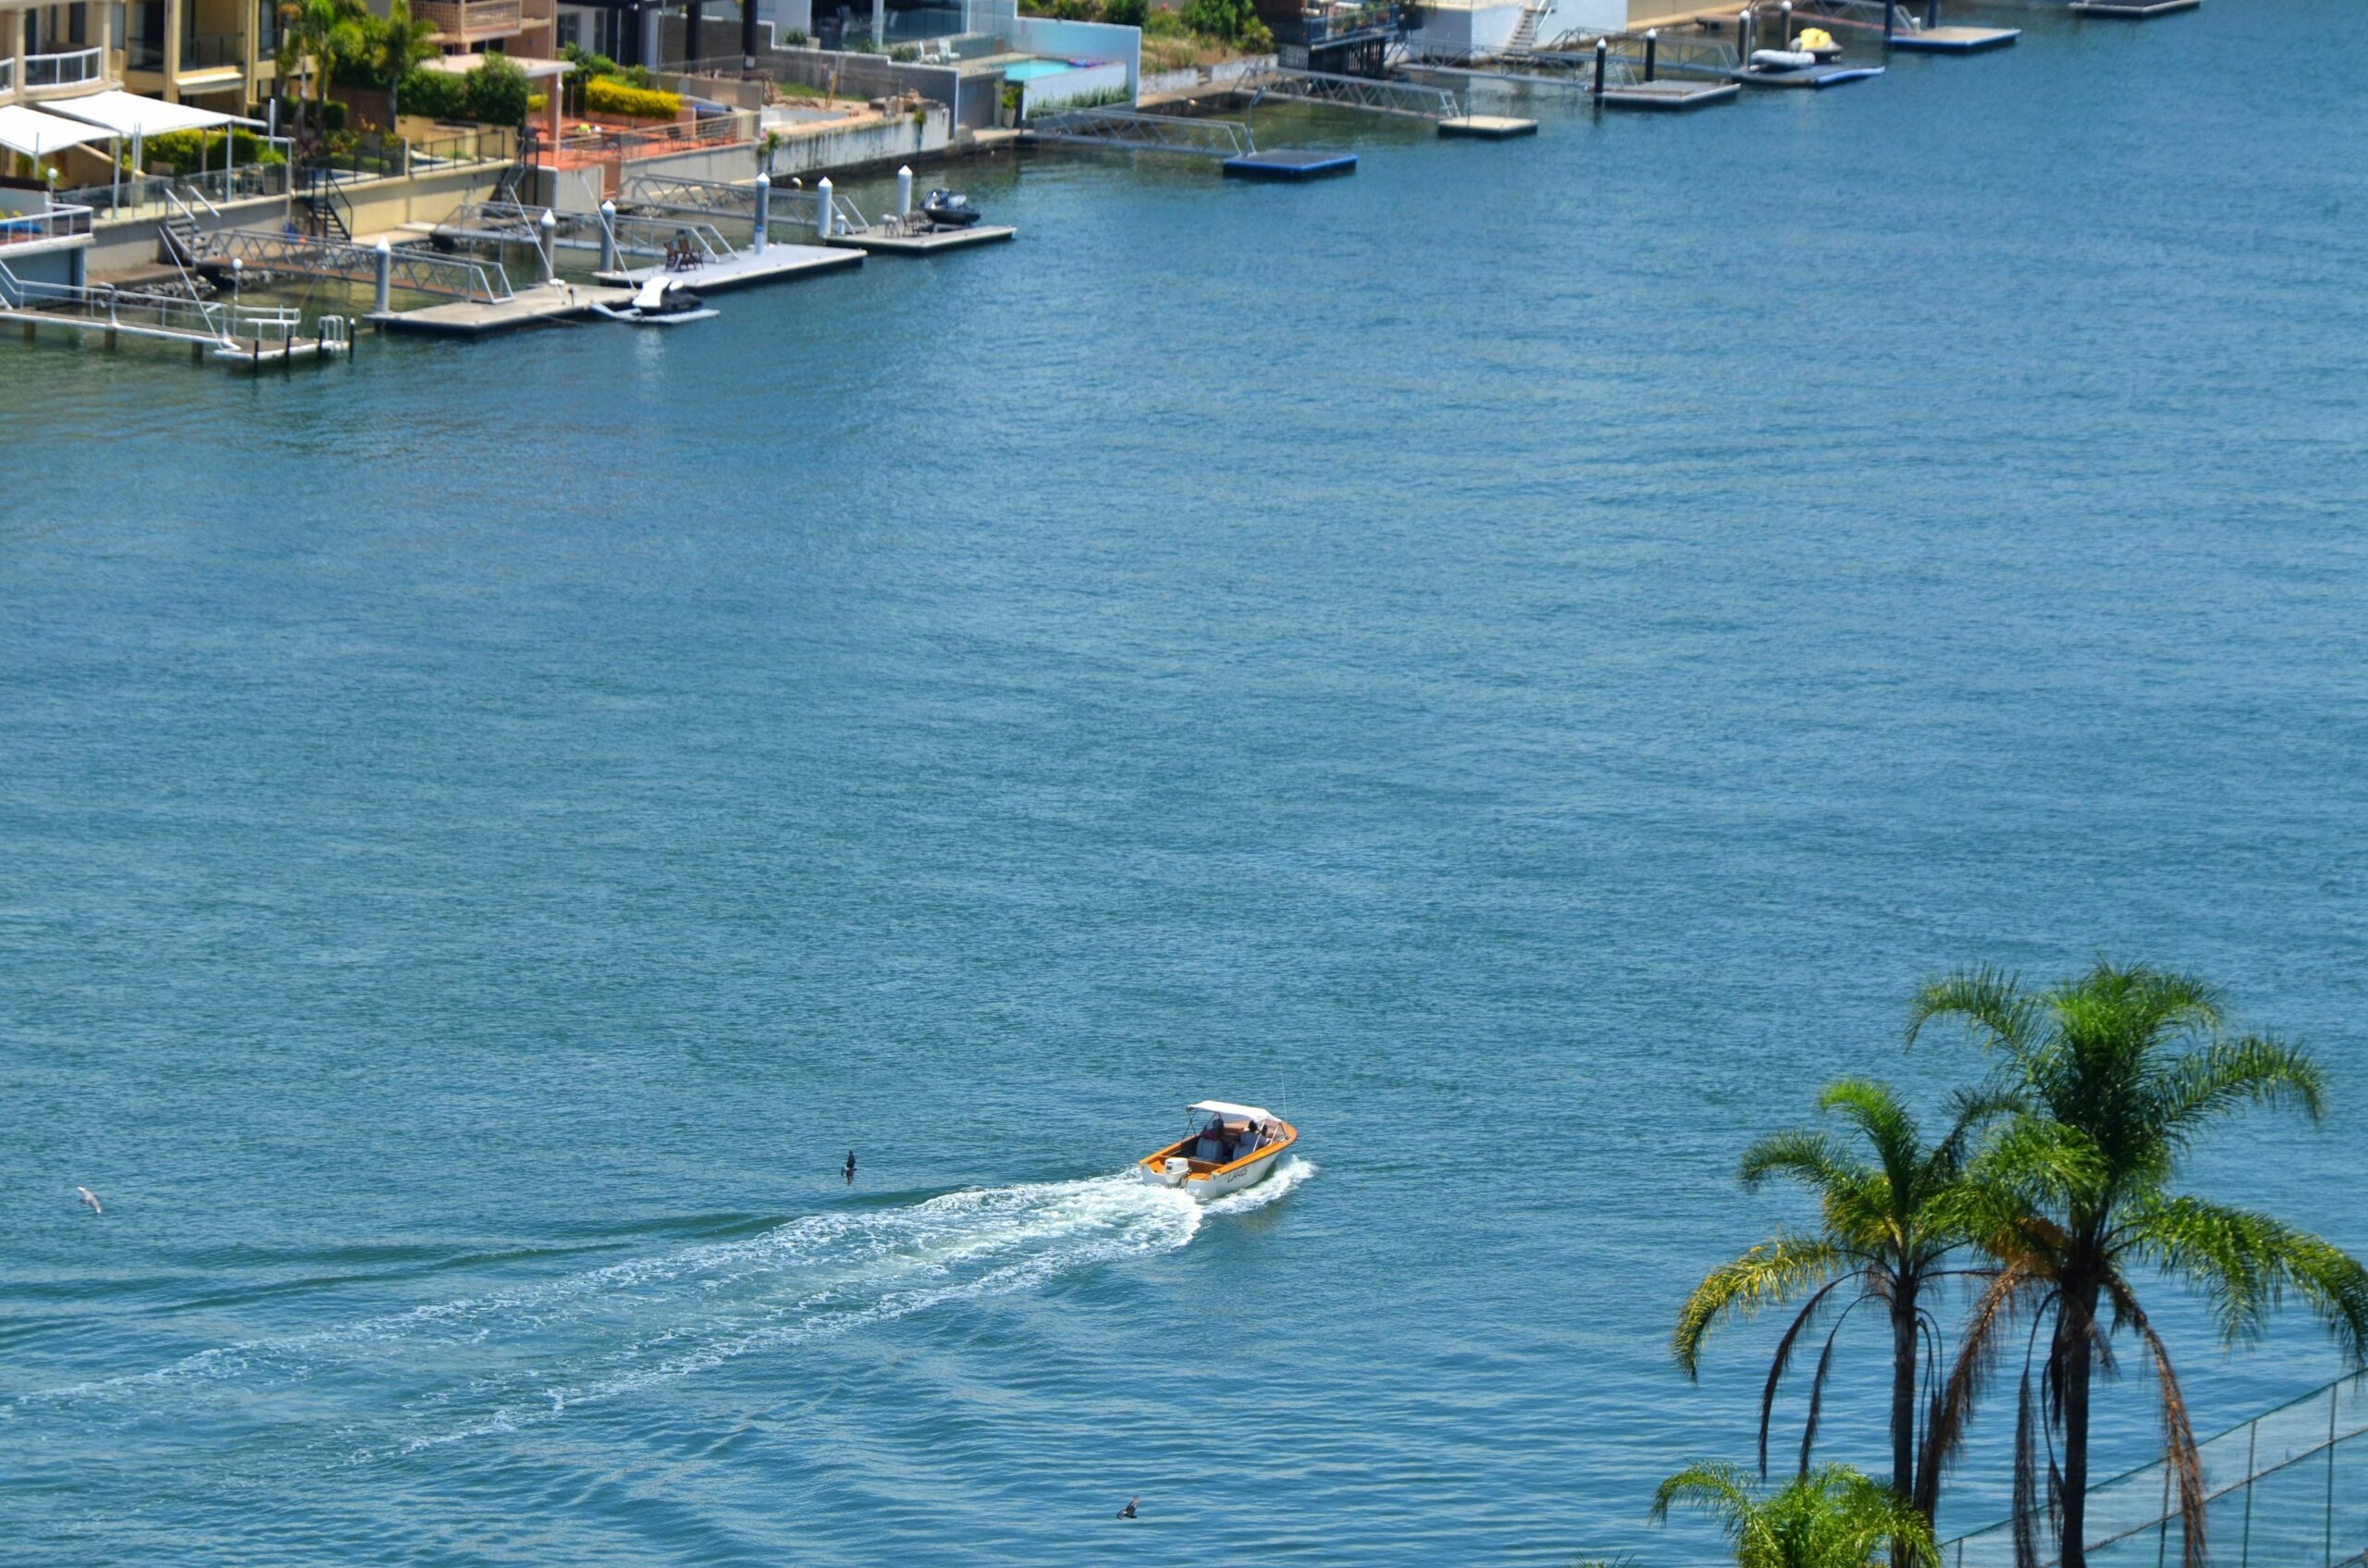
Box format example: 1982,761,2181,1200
0,58,14,94
416,0,524,40
0,204,97,248
180,32,247,70
23,46,109,90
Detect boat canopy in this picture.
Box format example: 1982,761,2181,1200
1188,1100,1272,1123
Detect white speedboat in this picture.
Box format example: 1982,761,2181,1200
1140,1100,1297,1200
592,276,717,326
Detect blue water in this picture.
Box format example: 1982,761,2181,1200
5,3,2366,1562
1005,58,1091,80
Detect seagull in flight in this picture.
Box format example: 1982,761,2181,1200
76,1186,103,1215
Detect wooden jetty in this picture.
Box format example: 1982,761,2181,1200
1438,114,1540,139
1884,23,2018,50
595,241,859,292
1731,60,1885,87
375,281,627,338
832,223,1017,256
1223,148,1359,179
1602,78,1739,108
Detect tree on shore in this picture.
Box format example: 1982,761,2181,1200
1673,1079,2007,1537
1909,963,2368,1568
1650,1461,1936,1568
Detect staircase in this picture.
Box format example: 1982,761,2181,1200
297,174,353,242
1502,0,1553,57
160,208,200,265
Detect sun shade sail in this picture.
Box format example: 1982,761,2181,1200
0,104,114,159
41,89,261,136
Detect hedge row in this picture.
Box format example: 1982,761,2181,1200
584,77,683,120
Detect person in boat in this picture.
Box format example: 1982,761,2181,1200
844,1149,856,1185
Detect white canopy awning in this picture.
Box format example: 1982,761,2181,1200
41,89,263,137
0,104,115,160
1189,1101,1273,1124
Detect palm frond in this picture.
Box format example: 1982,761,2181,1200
1906,967,2039,1057
2152,1035,2327,1141
1758,1272,1861,1476
1673,1234,1855,1379
2100,1275,2205,1568
1917,1265,2037,1518
1742,1129,1867,1197
2128,1195,2368,1359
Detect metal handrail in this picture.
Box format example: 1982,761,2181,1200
0,204,97,246
1233,64,1462,121
1027,107,1254,158
193,227,515,302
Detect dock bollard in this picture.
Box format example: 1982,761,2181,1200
538,208,557,284
815,177,834,242
372,236,391,316
1644,27,1659,80
598,200,618,272
1780,0,1793,46
1593,37,1607,96
1738,8,1753,61
896,165,913,221
230,257,243,308
754,172,770,254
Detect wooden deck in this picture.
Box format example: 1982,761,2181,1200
1437,114,1540,139
1601,79,1740,109
1886,24,2019,50
594,242,861,292
374,282,628,338
831,223,1018,256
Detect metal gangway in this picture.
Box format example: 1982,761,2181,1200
1026,108,1256,159
1233,65,1463,121
191,228,512,303
436,199,739,267
1528,27,1738,79
619,173,869,239
0,255,349,364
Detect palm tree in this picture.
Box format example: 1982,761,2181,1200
1910,963,2368,1568
1674,1079,2005,1530
1651,1461,1937,1568
375,0,438,123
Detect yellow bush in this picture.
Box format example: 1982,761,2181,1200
584,77,683,120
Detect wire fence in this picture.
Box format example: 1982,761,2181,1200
1944,1371,2368,1568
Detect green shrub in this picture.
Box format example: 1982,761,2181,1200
1104,0,1149,24
142,127,285,174
398,66,472,120
781,27,809,43
321,98,351,132
584,76,683,119
1141,3,1187,35
465,56,532,128
888,43,919,59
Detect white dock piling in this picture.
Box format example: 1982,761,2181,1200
598,200,618,271
816,177,834,241
538,208,557,283
896,165,913,219
754,172,771,253
373,237,391,315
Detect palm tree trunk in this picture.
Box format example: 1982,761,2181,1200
1891,1280,1919,1502
2059,1283,2099,1568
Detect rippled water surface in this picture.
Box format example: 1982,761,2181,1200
5,2,2366,1562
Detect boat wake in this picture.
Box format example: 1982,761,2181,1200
14,1164,1314,1460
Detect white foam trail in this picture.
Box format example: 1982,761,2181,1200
11,1165,1312,1456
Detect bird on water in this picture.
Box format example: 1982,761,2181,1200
1117,1497,1138,1520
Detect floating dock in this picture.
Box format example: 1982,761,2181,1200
1222,149,1359,180
594,241,860,292
832,222,1017,256
1437,114,1539,139
1601,79,1740,109
1731,61,1886,87
2068,0,2196,15
375,282,627,338
1885,23,2019,50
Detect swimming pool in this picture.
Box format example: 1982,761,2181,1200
1004,57,1097,81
